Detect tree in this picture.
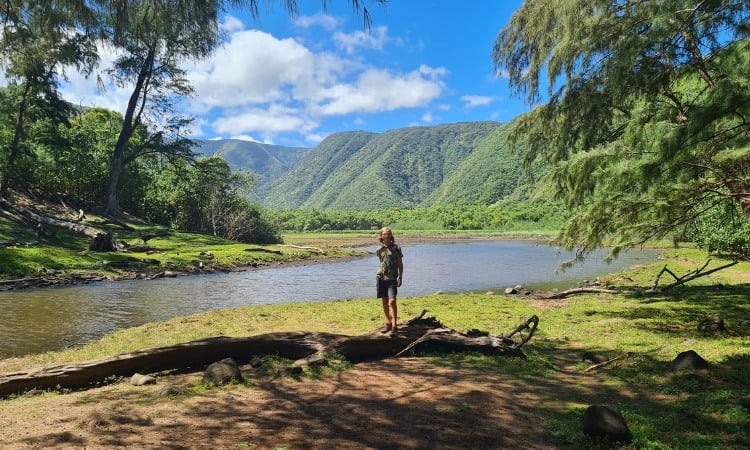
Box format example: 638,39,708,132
0,1,98,197
96,0,386,217
94,0,221,217
492,1,750,262
37,107,119,203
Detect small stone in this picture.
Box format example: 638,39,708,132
157,385,189,397
130,373,157,386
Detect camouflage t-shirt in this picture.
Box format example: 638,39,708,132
377,244,403,281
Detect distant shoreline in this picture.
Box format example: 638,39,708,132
1,235,548,292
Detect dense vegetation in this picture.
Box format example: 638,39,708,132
265,200,567,233
258,122,528,210
493,0,750,261
1,0,749,264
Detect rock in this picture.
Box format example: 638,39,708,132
697,315,726,333
203,358,243,386
671,350,709,371
157,384,189,397
582,405,632,443
504,287,518,295
130,373,157,386
249,355,273,368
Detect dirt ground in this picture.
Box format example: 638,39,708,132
0,347,626,450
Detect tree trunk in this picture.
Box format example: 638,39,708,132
0,82,31,198
103,47,155,217
0,312,539,397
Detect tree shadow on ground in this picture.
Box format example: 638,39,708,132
12,346,746,449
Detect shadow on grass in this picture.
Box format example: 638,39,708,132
595,284,750,336
7,347,749,449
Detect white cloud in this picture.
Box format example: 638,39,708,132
49,12,449,142
419,64,447,79
294,13,340,30
229,134,261,142
57,41,130,113
211,103,318,139
421,112,434,123
189,30,316,110
305,132,329,144
460,95,496,108
221,15,245,33
333,26,391,55
312,67,444,116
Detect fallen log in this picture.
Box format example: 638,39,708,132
647,259,739,292
0,196,117,251
0,311,538,397
541,287,631,299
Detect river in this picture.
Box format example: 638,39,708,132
0,240,658,358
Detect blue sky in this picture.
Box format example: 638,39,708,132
59,0,528,148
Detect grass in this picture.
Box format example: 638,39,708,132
0,218,365,282
0,226,749,447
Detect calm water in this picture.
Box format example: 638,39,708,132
0,240,657,358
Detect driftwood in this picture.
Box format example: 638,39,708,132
279,244,325,253
647,259,739,292
0,196,117,251
542,258,739,299
541,287,631,299
0,311,538,397
583,353,631,372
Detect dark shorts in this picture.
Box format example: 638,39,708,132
376,277,398,299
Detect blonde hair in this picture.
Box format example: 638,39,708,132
378,226,395,243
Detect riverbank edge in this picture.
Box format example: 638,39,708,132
0,234,554,292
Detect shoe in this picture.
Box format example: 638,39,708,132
389,329,398,337
380,324,392,334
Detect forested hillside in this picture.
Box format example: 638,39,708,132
257,121,527,210
196,139,310,184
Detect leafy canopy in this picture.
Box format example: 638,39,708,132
493,0,750,261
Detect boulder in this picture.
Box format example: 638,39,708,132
671,350,709,371
697,315,726,333
203,358,244,386
582,405,632,443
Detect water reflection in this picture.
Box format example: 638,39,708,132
0,240,657,358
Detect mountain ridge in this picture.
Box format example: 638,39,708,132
195,120,529,210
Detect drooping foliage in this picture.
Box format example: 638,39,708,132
0,1,98,197
493,0,750,261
